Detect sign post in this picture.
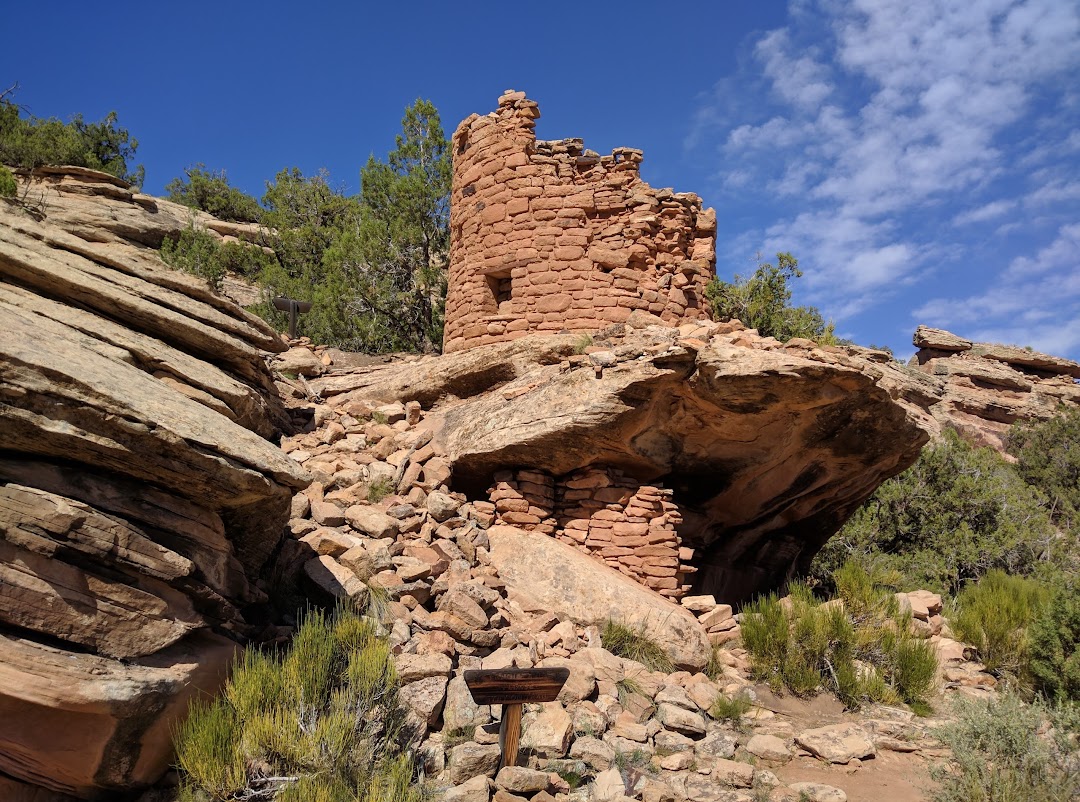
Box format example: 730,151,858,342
464,667,569,769
272,296,312,339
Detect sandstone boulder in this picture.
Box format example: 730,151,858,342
745,733,791,762
487,526,710,671
795,723,876,763
445,774,491,802
495,766,550,794
0,630,236,798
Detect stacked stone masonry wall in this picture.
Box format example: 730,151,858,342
485,466,696,599
444,90,716,353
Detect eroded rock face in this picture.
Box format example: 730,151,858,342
0,631,237,798
0,167,309,798
910,325,1080,451
315,321,938,603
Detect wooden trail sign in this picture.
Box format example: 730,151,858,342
464,667,570,769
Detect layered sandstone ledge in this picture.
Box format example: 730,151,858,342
911,325,1080,451
444,91,715,353
0,167,309,798
313,316,938,605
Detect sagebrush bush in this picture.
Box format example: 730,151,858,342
740,565,937,712
930,693,1080,802
174,606,421,802
602,619,674,673
952,570,1048,687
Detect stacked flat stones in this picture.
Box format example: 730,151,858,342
444,90,716,353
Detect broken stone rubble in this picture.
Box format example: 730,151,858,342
274,363,996,802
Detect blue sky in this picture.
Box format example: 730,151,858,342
3,0,1078,360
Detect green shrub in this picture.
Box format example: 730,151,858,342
739,593,789,692
552,766,586,789
160,225,275,291
366,477,396,504
615,676,646,707
441,726,474,749
0,165,16,197
1007,407,1080,535
812,429,1059,596
705,645,727,682
613,747,653,773
930,693,1080,802
174,606,422,802
160,226,229,290
602,619,674,673
710,690,753,726
888,637,939,716
253,99,449,354
1029,580,1080,703
166,164,263,223
740,567,937,713
952,570,1049,685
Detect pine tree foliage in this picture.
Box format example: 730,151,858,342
165,164,263,223
1029,580,1080,703
1006,406,1080,534
811,429,1061,595
252,99,450,352
706,252,838,344
0,85,143,186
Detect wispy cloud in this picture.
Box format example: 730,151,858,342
914,223,1080,353
953,200,1015,226
689,0,1080,356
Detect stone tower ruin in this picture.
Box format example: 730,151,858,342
443,91,717,353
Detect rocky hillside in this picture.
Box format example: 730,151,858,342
270,351,1000,802
305,319,943,606
0,167,310,798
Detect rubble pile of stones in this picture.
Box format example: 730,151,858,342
272,364,1000,802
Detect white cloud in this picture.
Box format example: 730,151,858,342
1006,222,1080,279
953,200,1015,226
1025,180,1080,206
914,223,1080,336
690,0,1080,332
756,29,834,111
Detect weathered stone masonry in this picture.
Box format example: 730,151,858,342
444,90,717,353
483,467,697,599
